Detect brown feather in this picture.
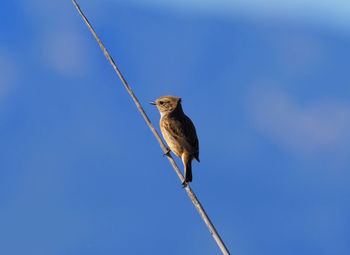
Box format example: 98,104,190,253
153,95,199,183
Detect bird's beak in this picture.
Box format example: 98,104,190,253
149,101,156,105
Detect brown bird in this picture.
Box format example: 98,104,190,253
150,96,199,185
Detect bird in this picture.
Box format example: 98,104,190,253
150,96,199,186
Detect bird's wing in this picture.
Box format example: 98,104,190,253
181,115,199,160
164,115,199,160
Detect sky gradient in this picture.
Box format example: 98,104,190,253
1,0,350,254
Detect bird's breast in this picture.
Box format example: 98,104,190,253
160,119,183,158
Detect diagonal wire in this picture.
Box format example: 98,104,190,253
72,1,230,254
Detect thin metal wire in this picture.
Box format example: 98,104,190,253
72,1,230,254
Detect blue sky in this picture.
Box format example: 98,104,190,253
1,0,350,254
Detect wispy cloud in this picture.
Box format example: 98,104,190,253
122,0,350,32
19,0,92,77
246,86,350,154
43,30,90,77
0,48,17,105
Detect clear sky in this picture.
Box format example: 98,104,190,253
1,0,350,254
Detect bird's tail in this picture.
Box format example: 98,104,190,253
184,160,192,183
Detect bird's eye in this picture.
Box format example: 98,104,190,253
159,101,164,105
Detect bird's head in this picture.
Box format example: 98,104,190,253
150,95,182,116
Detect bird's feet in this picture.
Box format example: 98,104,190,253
163,148,171,157
182,181,188,188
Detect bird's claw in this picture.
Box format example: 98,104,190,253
182,181,188,188
163,148,171,157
